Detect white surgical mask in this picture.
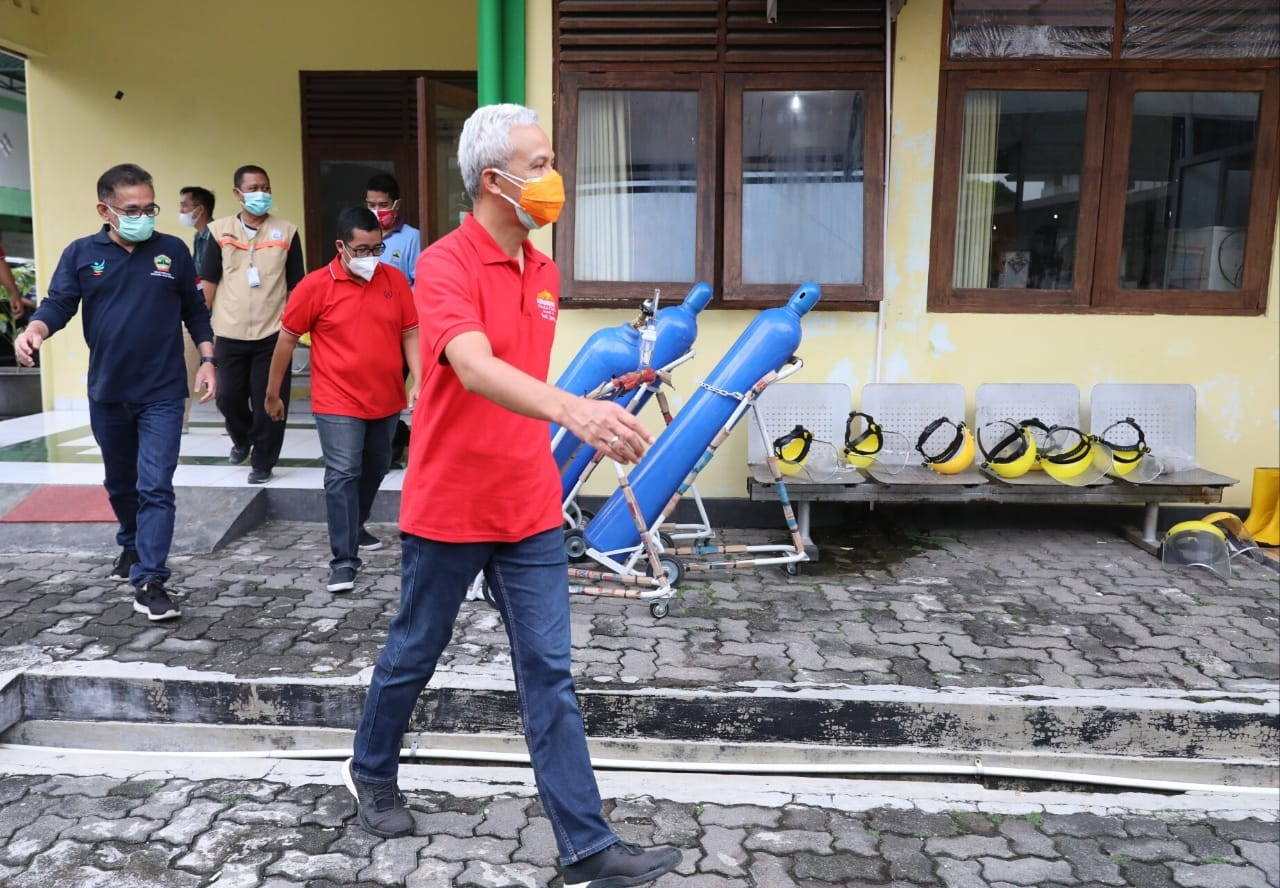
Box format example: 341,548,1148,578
345,251,379,282
178,211,196,227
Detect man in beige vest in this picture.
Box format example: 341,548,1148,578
199,165,304,483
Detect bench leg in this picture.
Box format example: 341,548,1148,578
796,500,818,561
1123,502,1163,556
1142,502,1159,546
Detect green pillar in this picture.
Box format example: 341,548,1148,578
477,0,503,107
501,0,525,105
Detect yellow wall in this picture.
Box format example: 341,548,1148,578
546,0,1280,507
23,0,475,408
22,0,1279,507
0,0,48,56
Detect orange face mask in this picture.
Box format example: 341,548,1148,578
495,169,565,229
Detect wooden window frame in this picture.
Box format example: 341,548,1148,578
723,72,885,306
1092,68,1280,316
554,69,719,307
929,11,1280,316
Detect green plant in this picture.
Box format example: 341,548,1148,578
0,262,37,340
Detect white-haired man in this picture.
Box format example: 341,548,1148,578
341,105,682,887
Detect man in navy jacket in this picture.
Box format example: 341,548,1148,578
15,163,217,622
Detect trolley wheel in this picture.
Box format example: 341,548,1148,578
658,531,675,551
564,529,588,561
649,600,670,619
783,562,801,577
644,553,685,587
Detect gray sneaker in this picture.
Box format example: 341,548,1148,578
342,758,413,839
327,566,357,593
561,840,682,888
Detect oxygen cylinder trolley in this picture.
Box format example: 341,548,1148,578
568,283,823,618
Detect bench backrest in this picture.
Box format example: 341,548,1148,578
746,382,851,464
859,383,967,466
975,383,1081,432
1089,383,1198,467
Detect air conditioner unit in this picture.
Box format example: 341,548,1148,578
1165,226,1245,290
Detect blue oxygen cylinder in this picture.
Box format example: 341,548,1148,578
551,283,713,482
585,282,822,553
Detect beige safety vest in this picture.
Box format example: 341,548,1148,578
206,213,298,341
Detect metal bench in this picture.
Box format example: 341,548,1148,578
745,381,1237,555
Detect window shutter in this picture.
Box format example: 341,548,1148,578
556,0,887,67
301,73,418,141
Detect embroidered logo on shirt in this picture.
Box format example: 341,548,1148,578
270,229,283,241
536,289,557,322
151,253,175,279
91,260,106,276
391,250,402,261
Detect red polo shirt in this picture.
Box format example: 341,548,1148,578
280,257,418,419
400,214,562,543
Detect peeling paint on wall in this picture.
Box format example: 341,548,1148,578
1198,377,1246,444
884,345,912,383
929,324,958,357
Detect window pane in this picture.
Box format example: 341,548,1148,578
1123,0,1279,59
952,91,1087,290
740,90,864,285
1120,91,1259,290
574,90,698,282
950,0,1113,59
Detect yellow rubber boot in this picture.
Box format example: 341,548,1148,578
1242,467,1279,546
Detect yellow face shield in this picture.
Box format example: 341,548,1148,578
916,418,974,475
978,419,1039,479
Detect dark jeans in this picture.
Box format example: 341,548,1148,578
351,528,618,866
88,397,184,588
214,334,290,472
314,412,397,570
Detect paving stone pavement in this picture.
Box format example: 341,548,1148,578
0,769,1276,888
0,519,1276,691
1,516,1277,886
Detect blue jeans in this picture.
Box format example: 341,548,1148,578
351,528,618,865
88,397,184,588
314,412,398,570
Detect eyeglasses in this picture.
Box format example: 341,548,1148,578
344,242,386,258
106,203,161,218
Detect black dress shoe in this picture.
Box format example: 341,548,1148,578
229,444,250,465
247,468,272,484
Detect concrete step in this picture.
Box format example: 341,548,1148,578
3,660,1275,792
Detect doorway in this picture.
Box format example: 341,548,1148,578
300,71,476,271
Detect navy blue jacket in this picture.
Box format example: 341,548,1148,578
34,226,214,403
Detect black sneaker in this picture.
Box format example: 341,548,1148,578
327,566,357,593
247,468,272,484
561,841,682,888
341,758,412,839
358,528,383,551
133,581,180,622
110,547,139,582
228,444,250,465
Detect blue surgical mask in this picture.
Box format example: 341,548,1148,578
242,191,273,216
109,209,156,243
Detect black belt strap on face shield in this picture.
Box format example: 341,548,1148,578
843,411,883,459
1095,416,1150,464
979,419,1028,466
1042,424,1091,465
916,417,966,465
772,424,813,464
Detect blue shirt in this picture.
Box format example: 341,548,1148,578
380,221,421,285
34,225,214,403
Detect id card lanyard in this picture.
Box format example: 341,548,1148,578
241,217,261,288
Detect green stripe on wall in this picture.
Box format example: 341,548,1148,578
0,95,25,114
0,186,31,217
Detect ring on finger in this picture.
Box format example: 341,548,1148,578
608,434,620,446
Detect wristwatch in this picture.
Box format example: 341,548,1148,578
200,356,218,366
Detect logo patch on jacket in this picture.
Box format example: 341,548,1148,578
151,254,175,279
91,259,106,276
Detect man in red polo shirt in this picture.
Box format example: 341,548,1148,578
263,206,420,593
341,105,681,888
